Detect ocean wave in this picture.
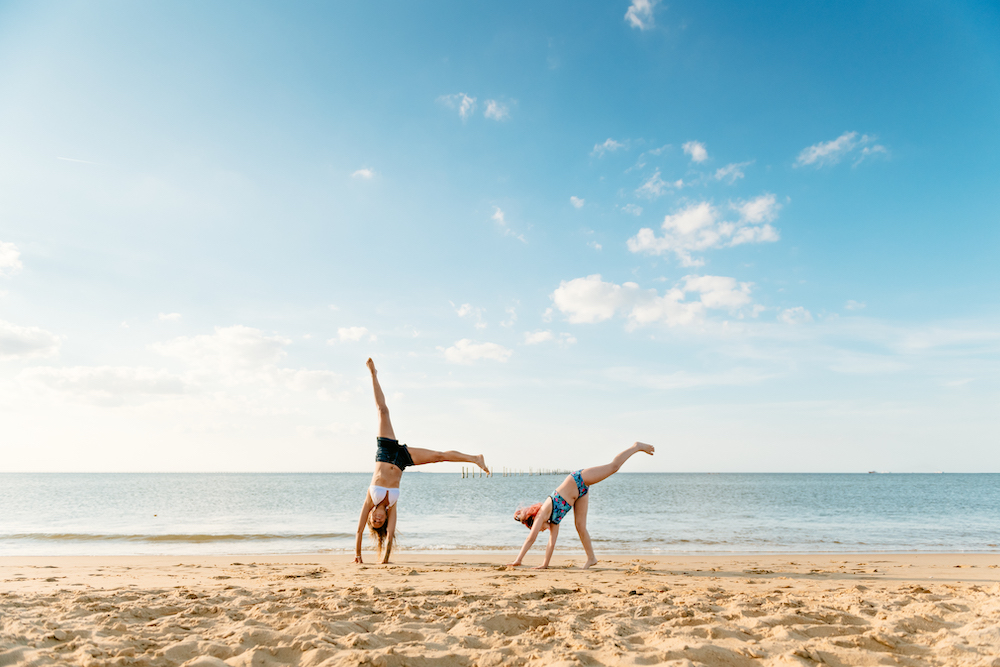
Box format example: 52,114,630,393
3,532,353,543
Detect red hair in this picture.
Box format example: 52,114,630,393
517,502,543,529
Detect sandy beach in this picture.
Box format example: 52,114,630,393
2,553,999,667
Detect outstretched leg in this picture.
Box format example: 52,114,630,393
367,358,395,440
408,446,489,473
573,493,598,568
580,442,654,487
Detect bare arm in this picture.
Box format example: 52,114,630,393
509,498,552,566
380,506,397,564
536,522,559,569
354,492,375,563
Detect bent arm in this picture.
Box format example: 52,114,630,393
354,493,375,563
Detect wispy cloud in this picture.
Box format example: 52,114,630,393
795,131,888,168
21,366,190,406
491,207,527,243
0,319,61,361
845,300,866,311
352,168,376,179
714,161,754,184
627,195,781,266
332,326,375,343
591,138,626,157
625,0,657,30
779,306,813,325
620,204,643,216
682,140,708,163
453,302,487,330
552,274,753,329
484,99,510,121
635,170,683,199
570,196,585,209
438,93,478,120
0,241,23,277
158,312,181,321
439,339,513,364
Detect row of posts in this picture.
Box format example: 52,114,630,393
461,467,569,478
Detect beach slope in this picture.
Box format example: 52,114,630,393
2,554,999,666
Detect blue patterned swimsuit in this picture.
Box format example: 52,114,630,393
549,470,589,525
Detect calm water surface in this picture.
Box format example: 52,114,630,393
1,473,998,556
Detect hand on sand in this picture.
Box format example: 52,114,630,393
366,358,377,375
635,442,655,455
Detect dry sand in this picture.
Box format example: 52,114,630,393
2,553,1000,667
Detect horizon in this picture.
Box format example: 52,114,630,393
1,1,998,473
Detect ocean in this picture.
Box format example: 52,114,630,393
1,473,998,556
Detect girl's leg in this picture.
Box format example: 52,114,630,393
580,442,654,486
408,447,489,473
367,358,395,440
572,493,598,568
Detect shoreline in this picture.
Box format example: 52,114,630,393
3,553,999,666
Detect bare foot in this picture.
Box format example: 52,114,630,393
635,442,654,455
366,358,377,375
474,454,490,474
582,558,599,569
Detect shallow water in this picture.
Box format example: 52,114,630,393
2,472,998,556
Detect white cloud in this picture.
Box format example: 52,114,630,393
0,320,61,361
795,131,888,168
570,196,585,209
524,330,554,345
334,326,375,342
440,339,513,364
0,241,23,277
604,366,775,390
550,274,753,329
491,207,526,243
588,241,603,251
524,330,576,347
484,100,510,121
635,170,682,199
591,138,626,156
152,325,290,372
682,141,708,163
714,161,753,184
779,307,813,324
845,300,866,311
438,93,477,120
453,302,487,330
621,204,643,216
627,195,781,266
158,312,182,321
625,0,657,30
21,366,190,406
352,168,376,179
502,304,518,328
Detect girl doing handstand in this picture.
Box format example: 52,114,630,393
355,358,490,564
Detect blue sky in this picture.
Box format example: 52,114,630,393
1,0,998,472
